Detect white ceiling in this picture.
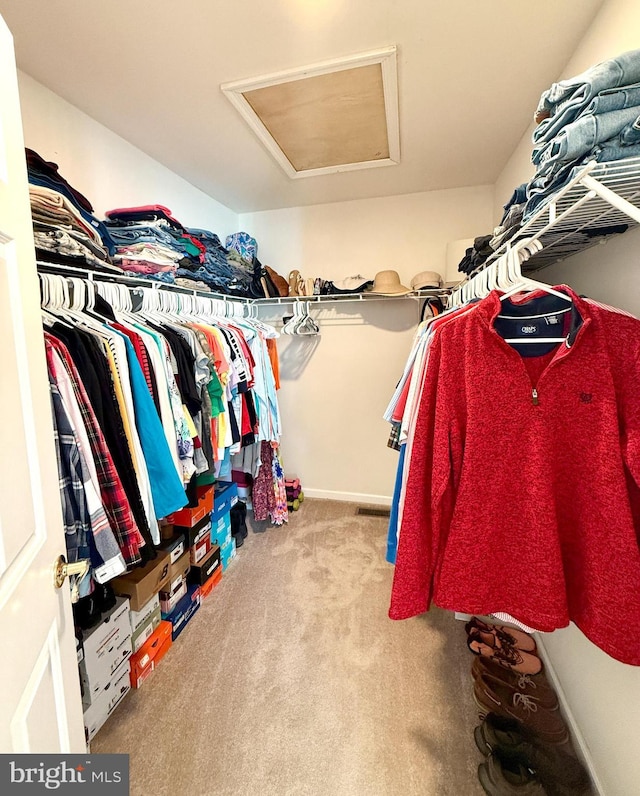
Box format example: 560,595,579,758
0,0,604,213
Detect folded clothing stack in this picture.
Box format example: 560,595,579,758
26,148,119,272
104,205,206,284
524,48,640,222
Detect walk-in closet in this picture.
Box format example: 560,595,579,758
1,2,640,795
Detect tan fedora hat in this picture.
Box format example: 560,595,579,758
370,269,411,296
410,270,442,290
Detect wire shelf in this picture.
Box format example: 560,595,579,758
486,157,640,273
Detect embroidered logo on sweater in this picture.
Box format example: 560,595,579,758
580,393,593,404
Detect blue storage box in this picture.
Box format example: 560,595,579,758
221,537,236,571
212,481,238,522
165,585,201,641
211,512,232,548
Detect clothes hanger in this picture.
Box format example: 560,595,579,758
498,242,572,344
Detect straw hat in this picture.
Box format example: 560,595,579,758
410,270,442,290
370,270,411,296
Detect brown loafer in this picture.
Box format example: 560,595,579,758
466,617,537,653
473,671,569,746
468,630,543,676
471,658,558,710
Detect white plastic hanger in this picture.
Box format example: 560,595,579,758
499,242,572,344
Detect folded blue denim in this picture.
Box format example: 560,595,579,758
532,104,640,172
534,48,640,141
524,147,640,222
500,183,528,224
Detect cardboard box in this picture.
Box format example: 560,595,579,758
83,658,131,742
174,514,212,548
129,621,173,689
190,534,211,565
112,551,171,612
214,481,239,517
80,632,132,704
160,576,187,616
131,605,161,654
81,650,130,711
221,537,236,571
129,593,160,635
117,552,172,610
167,549,191,587
159,532,187,564
79,598,132,700
188,545,221,587
211,513,232,548
200,566,223,600
166,586,201,641
166,485,214,527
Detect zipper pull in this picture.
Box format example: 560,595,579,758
532,388,539,406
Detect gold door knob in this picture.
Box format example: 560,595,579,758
54,555,90,589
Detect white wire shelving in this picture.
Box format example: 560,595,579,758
35,261,450,306
485,156,640,274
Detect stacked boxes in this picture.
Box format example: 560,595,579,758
79,598,132,741
212,482,238,570
129,621,173,689
130,594,162,653
163,485,215,637
189,544,222,600
79,481,252,739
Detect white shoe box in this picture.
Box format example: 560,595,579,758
83,658,130,742
79,597,132,703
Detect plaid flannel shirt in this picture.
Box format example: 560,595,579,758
45,335,143,565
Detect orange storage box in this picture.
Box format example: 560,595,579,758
166,485,214,528
129,620,172,689
200,567,222,600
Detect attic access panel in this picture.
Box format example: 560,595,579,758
221,47,399,179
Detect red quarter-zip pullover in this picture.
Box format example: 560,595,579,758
389,286,640,665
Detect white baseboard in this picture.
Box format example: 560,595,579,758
303,488,392,507
536,636,606,796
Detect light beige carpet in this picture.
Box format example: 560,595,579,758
92,499,484,796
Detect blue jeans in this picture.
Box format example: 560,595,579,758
535,48,640,142
532,104,640,173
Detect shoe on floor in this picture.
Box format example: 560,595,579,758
472,657,559,710
474,671,569,745
466,617,537,652
478,754,545,795
476,715,591,795
468,629,543,675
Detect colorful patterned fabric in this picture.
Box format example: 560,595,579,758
225,232,257,263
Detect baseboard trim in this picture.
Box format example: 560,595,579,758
535,636,606,796
303,488,392,507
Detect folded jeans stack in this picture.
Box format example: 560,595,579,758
524,48,640,222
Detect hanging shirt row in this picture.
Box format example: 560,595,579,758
385,280,640,666
42,274,285,600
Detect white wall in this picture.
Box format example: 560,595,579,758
240,186,493,502
494,3,640,794
17,71,238,235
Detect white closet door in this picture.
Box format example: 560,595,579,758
0,13,85,752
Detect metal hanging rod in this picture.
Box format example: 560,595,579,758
35,261,246,303
251,289,451,306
